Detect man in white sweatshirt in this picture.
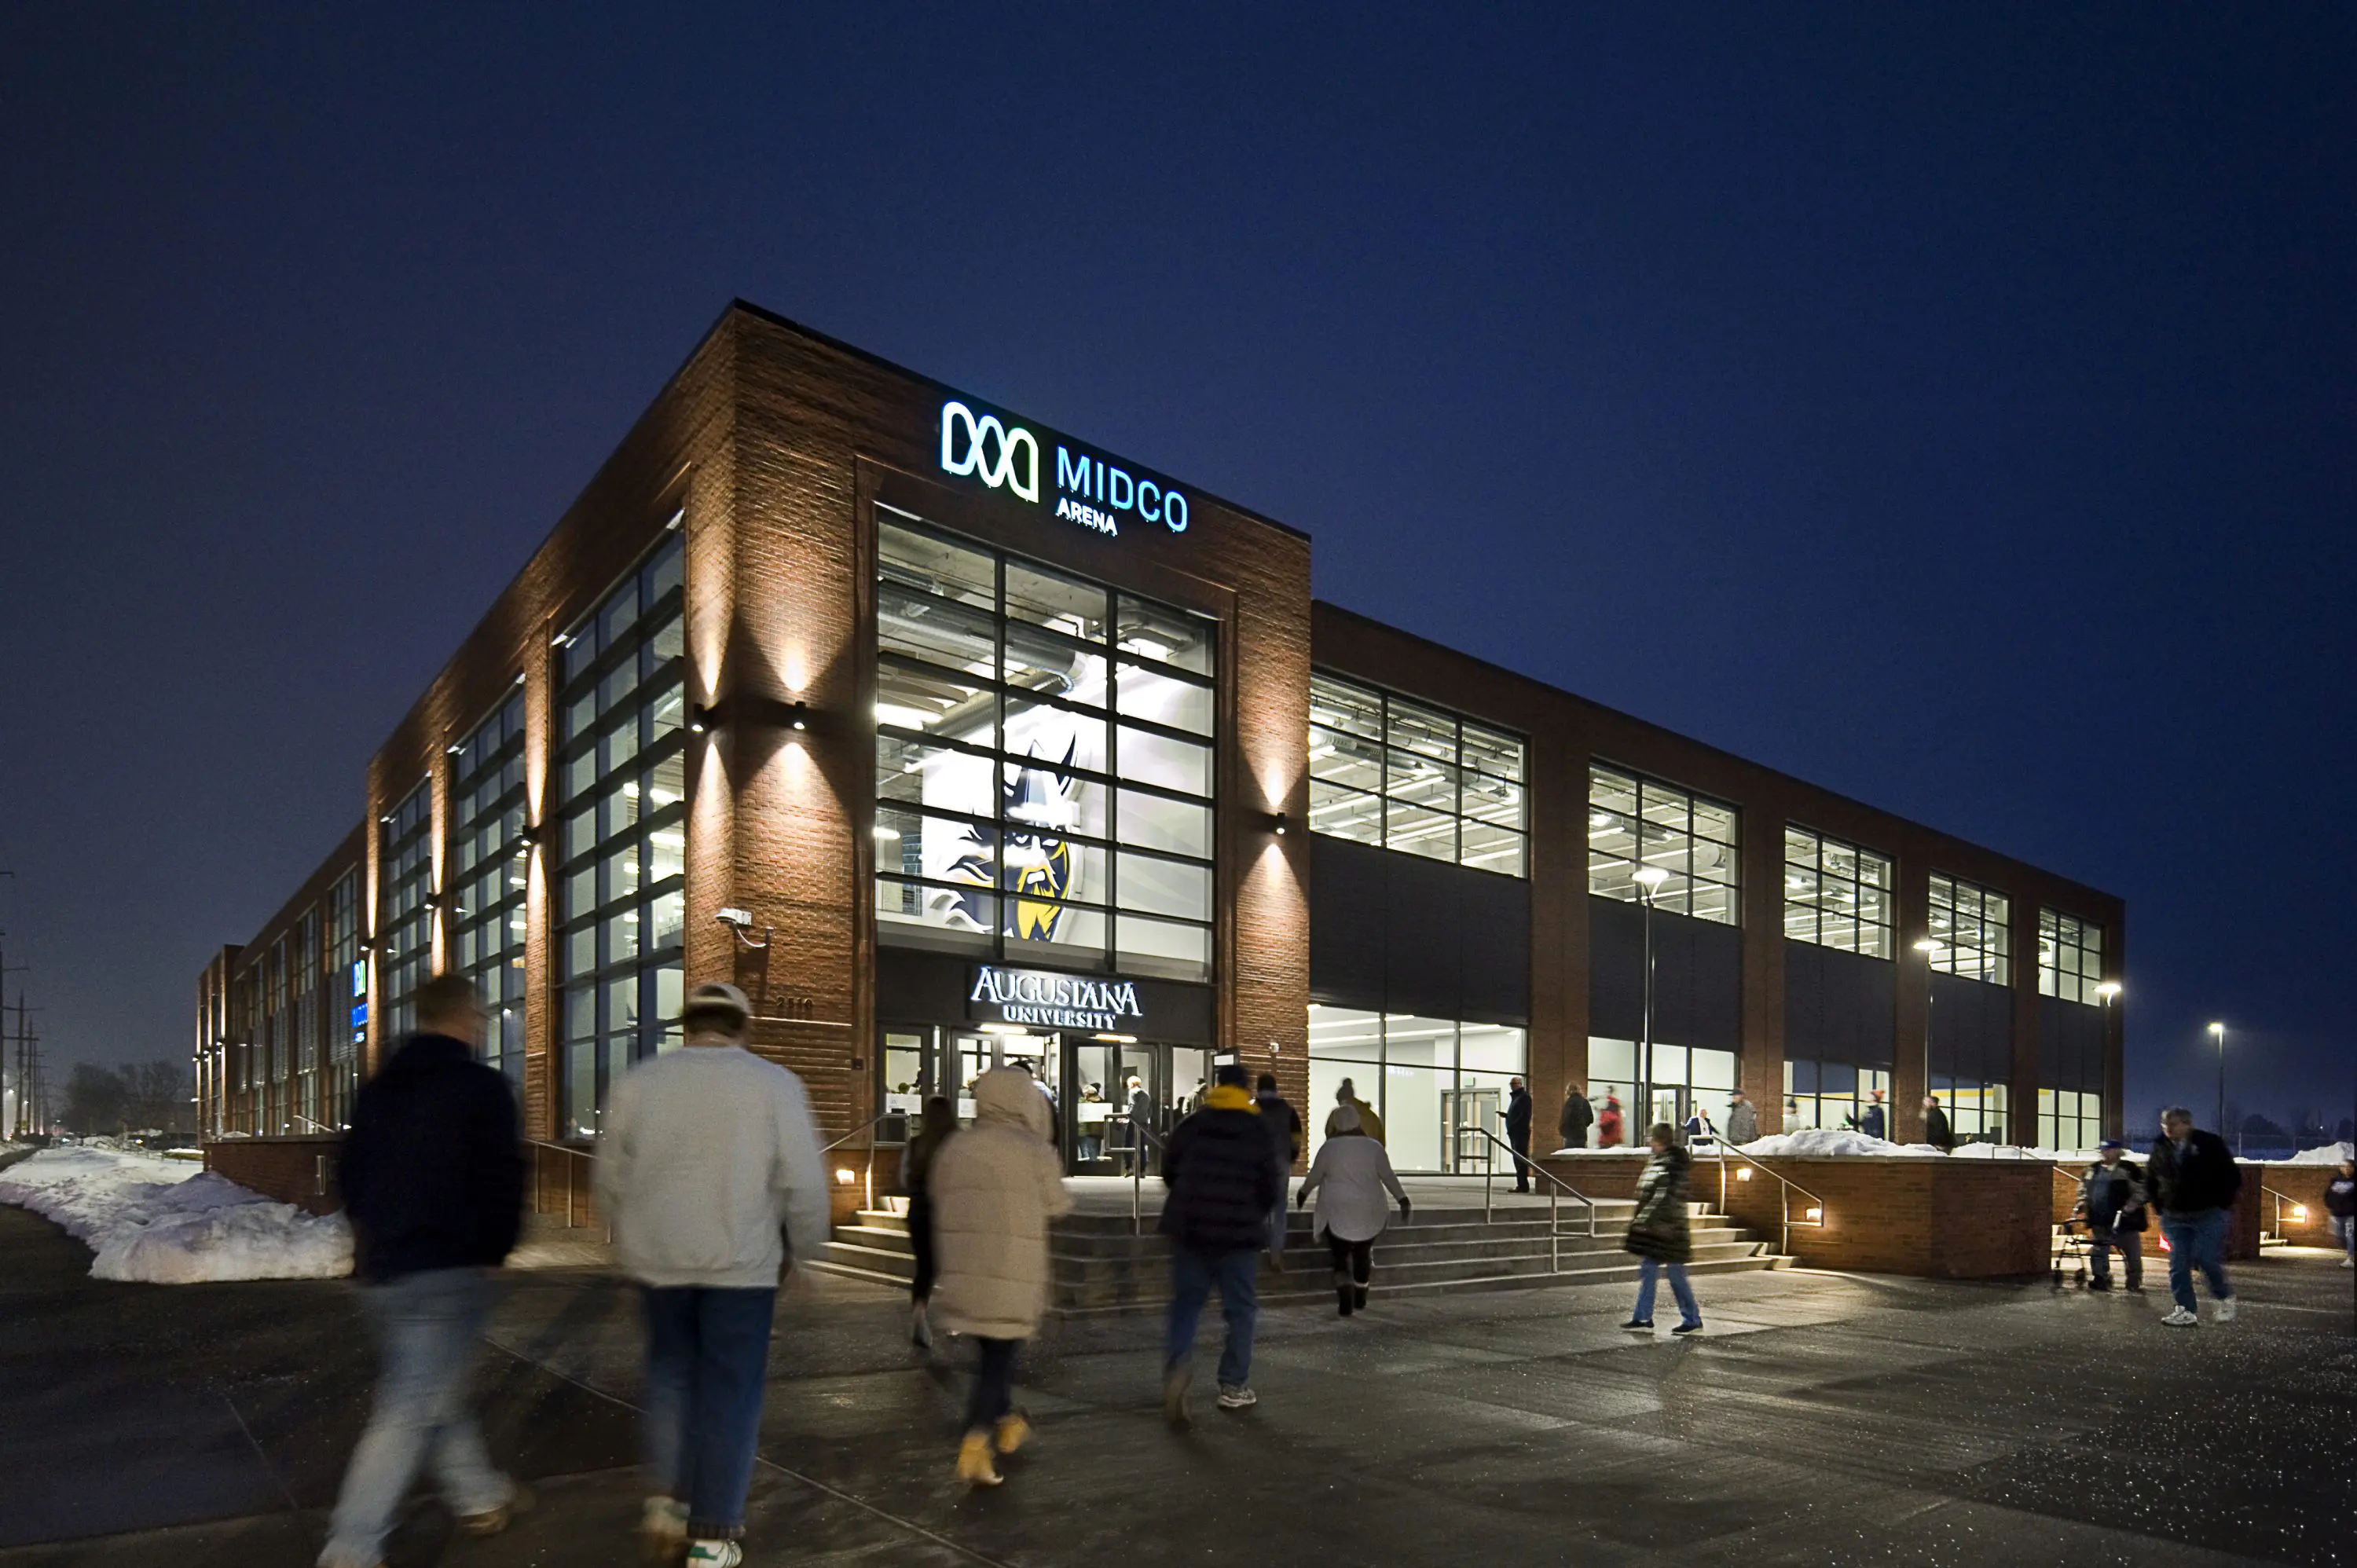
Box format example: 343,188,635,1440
594,983,828,1568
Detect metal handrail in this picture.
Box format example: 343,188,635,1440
1713,1142,1827,1257
2260,1184,2306,1241
1127,1118,1170,1236
822,1111,912,1214
526,1138,596,1231
1457,1125,1599,1270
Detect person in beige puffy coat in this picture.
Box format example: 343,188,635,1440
928,1066,1074,1487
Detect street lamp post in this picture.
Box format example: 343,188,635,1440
1914,938,1941,1139
2095,982,2121,1144
2209,1022,2227,1145
1634,864,1669,1138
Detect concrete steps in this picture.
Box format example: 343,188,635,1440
810,1200,1790,1313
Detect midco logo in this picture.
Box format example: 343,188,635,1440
939,398,1189,538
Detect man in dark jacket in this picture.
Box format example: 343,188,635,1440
1724,1091,1759,1148
1505,1077,1534,1191
2146,1107,2241,1326
1559,1081,1594,1150
1857,1090,1888,1141
2076,1139,2147,1291
1160,1064,1281,1423
321,973,526,1568
2326,1157,2357,1267
1254,1072,1302,1268
1921,1095,1954,1153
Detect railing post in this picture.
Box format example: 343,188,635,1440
566,1153,576,1230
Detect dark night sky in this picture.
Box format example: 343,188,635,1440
2,7,2350,1131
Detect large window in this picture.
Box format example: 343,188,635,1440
1928,874,2011,986
1783,826,1893,958
874,510,1217,980
1306,674,1527,876
1307,1005,1527,1171
1589,765,1739,924
1783,1061,1896,1135
1931,1079,2009,1146
450,688,530,1086
294,908,320,1129
328,870,361,1127
1589,1038,1739,1138
2040,1089,2102,1154
2037,910,2106,1003
556,528,687,1137
379,781,434,1041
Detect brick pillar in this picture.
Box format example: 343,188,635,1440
1893,855,1930,1141
1740,803,1787,1135
2011,899,2042,1148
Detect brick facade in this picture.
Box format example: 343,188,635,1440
204,1135,343,1217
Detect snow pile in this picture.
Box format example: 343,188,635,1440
2278,1142,2355,1167
1735,1129,1945,1158
0,1147,351,1283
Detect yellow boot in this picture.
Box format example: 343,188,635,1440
993,1409,1031,1455
955,1430,1003,1488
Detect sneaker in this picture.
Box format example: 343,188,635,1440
1620,1319,1654,1331
955,1431,1003,1488
2341,1257,2353,1269
1162,1365,1193,1429
684,1544,743,1568
2213,1297,2238,1323
993,1409,1031,1456
1215,1385,1257,1410
456,1482,533,1538
2161,1306,2198,1327
1671,1321,1703,1335
639,1496,689,1565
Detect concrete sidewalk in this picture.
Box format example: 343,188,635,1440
5,1197,2355,1567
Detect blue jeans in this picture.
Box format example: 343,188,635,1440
1165,1247,1259,1390
2161,1208,2233,1312
2333,1214,2356,1262
322,1268,509,1566
965,1336,1019,1433
641,1286,776,1539
1633,1256,1700,1327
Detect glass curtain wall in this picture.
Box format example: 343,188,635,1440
328,870,361,1126
874,508,1218,980
555,528,687,1138
295,909,320,1129
1783,1061,1896,1134
1587,1038,1740,1137
1928,874,2011,985
2037,910,2105,1002
449,688,530,1086
1305,673,1528,875
265,936,288,1130
1589,765,1739,923
379,782,433,1042
2040,1090,2102,1153
1307,1004,1527,1171
1783,827,1894,957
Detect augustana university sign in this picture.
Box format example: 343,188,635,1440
967,965,1147,1033
937,398,1191,540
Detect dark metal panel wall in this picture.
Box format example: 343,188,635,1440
1587,895,1742,1053
1783,942,1899,1068
1309,835,1530,1024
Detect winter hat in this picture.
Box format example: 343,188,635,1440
1336,1079,1357,1103
1330,1105,1362,1134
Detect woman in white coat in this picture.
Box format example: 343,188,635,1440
928,1066,1075,1487
1295,1106,1411,1316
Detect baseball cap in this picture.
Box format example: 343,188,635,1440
685,982,751,1023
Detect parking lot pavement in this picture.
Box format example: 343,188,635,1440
5,1198,2354,1567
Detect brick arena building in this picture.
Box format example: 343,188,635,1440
198,302,2125,1192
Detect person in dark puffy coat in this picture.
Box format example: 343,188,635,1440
2325,1157,2356,1267
1505,1077,1534,1192
2147,1106,2242,1325
1559,1082,1595,1150
1159,1064,1281,1423
1620,1123,1701,1335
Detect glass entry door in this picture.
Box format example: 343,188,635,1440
1063,1039,1211,1174
1442,1086,1504,1173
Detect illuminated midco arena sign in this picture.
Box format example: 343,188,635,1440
937,397,1190,538
967,964,1149,1033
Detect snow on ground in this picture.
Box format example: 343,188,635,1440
2278,1141,2354,1166
1734,1129,1946,1157
0,1146,350,1283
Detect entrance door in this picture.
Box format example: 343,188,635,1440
1061,1039,1212,1174
1442,1086,1504,1174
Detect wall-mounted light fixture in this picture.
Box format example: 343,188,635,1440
716,907,771,951
1270,811,1291,837
784,702,811,732
689,702,718,735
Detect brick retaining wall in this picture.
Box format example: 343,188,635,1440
205,1137,342,1216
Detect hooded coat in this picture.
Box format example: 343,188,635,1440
1163,1084,1283,1252
929,1068,1075,1339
